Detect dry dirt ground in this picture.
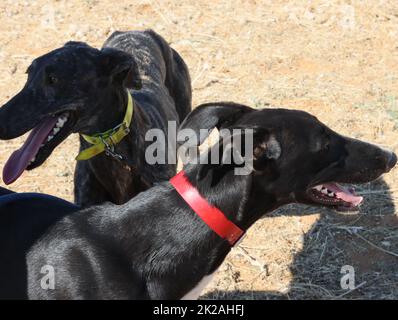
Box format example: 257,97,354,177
0,0,397,299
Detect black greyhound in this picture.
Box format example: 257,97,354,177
1,103,394,299
0,30,191,206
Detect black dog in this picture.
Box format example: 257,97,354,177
18,103,395,299
0,30,191,206
0,190,78,299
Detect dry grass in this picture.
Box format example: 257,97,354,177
0,0,397,299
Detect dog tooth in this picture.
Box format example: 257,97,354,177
47,135,53,141
321,189,328,195
314,186,322,191
53,127,60,134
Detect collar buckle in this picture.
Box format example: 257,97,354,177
100,136,123,160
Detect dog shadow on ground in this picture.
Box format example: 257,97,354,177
203,177,398,299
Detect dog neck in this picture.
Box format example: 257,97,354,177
77,87,154,204
184,165,278,230
116,165,278,299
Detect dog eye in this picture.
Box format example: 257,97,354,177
47,74,58,85
321,138,331,152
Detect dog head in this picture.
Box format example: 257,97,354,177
179,103,397,219
0,42,142,184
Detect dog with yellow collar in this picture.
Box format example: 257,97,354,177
0,29,192,206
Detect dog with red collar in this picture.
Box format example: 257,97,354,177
22,102,397,300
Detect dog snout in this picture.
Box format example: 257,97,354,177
385,151,397,172
377,148,397,172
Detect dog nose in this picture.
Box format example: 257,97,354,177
386,152,397,172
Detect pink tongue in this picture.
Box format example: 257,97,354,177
2,117,58,185
323,183,363,206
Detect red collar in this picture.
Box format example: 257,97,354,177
170,171,245,246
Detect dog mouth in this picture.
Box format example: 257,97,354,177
2,111,76,185
306,182,363,212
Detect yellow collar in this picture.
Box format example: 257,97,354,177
76,91,134,161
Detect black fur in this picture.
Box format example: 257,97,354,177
0,30,192,206
2,103,395,299
0,192,78,299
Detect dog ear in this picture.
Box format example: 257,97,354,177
64,41,90,48
178,103,253,147
99,47,142,90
